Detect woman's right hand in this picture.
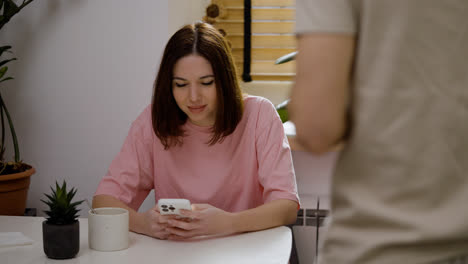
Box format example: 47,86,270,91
93,194,175,240
139,205,175,239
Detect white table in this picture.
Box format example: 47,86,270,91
0,216,291,264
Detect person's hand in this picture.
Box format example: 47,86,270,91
164,204,235,240
139,204,177,240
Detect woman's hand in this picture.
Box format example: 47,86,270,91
139,205,178,240
164,204,236,240
93,194,177,240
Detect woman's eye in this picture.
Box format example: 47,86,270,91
174,83,187,87
202,80,214,86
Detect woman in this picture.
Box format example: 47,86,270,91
93,22,299,240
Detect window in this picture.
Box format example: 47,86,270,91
206,0,296,82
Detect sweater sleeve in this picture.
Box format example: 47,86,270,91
94,107,155,211
255,99,300,206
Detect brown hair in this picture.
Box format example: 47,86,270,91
151,22,244,149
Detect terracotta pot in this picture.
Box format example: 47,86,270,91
0,167,35,216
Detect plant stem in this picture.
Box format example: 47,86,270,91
0,0,36,31
0,92,20,163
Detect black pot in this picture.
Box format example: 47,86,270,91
42,220,80,259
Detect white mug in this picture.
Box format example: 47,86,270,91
88,207,129,251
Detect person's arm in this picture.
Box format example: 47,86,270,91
93,194,174,240
230,199,298,232
93,194,145,234
93,108,165,237
163,199,298,239
289,33,355,154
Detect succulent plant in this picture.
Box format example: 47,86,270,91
41,181,84,225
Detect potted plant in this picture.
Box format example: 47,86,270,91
276,98,290,123
41,181,84,259
0,0,36,215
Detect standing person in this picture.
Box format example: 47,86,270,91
290,0,468,263
93,22,299,240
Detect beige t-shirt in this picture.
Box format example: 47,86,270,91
296,0,468,263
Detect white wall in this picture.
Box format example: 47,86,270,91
168,0,211,35
1,0,169,216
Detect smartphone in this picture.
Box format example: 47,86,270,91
157,198,192,217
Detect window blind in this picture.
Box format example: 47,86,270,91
205,0,296,81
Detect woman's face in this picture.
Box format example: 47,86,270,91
172,54,217,127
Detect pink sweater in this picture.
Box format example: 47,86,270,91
95,96,299,212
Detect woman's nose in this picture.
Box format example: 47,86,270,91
189,85,201,102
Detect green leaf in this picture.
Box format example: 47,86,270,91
40,199,53,207
44,193,54,201
68,187,77,200
50,185,56,196
0,46,12,57
70,200,84,208
56,181,62,196
0,66,7,79
275,51,298,65
0,58,16,68
0,77,13,83
276,99,290,123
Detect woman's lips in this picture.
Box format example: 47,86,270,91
188,105,206,114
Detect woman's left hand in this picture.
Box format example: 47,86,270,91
164,204,236,240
